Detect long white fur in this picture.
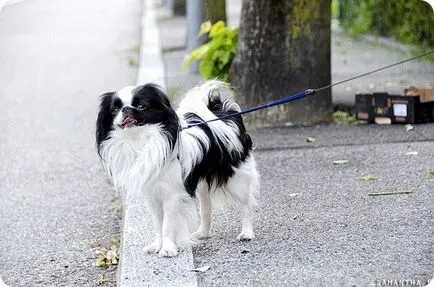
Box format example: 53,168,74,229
99,80,259,257
177,80,243,179
100,125,174,195
177,81,259,241
100,124,196,257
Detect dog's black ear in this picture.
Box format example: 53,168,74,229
96,92,115,156
136,83,172,108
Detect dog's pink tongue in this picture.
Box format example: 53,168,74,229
120,116,138,128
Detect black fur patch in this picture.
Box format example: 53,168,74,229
95,84,179,157
182,101,252,195
96,92,117,156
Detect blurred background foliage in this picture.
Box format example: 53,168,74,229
335,0,434,49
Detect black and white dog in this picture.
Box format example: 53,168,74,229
96,80,259,257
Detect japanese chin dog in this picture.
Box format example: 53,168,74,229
96,80,259,257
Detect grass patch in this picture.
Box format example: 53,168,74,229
333,111,367,125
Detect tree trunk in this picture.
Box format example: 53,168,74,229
204,0,227,24
229,0,332,127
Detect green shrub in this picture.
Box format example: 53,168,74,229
339,0,434,48
184,21,238,82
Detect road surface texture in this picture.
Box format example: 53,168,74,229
193,124,434,286
158,0,434,285
0,0,139,286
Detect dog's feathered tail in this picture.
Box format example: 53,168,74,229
177,80,240,123
177,80,253,196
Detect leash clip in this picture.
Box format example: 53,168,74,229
305,89,316,95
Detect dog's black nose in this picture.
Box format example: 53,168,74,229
122,106,133,113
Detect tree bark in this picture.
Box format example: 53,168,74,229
204,0,227,24
229,0,332,126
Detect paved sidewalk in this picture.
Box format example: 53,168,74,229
0,0,140,286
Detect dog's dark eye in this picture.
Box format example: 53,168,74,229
111,107,119,115
137,104,147,111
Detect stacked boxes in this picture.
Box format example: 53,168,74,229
355,87,434,124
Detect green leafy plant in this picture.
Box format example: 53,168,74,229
185,21,238,82
339,0,434,49
333,111,367,125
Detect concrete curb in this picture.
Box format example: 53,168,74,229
117,0,198,286
136,0,166,88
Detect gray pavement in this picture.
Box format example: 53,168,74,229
194,125,434,286
0,0,140,286
157,1,434,286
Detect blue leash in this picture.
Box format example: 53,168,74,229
183,50,434,130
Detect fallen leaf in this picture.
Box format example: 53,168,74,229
98,274,115,285
406,151,418,155
106,245,118,265
190,265,211,273
306,137,316,143
362,175,376,181
429,172,434,179
404,124,414,131
333,160,348,165
96,257,107,268
96,245,119,267
368,190,413,196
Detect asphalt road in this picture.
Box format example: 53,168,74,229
159,2,434,284
0,1,139,286
193,124,434,286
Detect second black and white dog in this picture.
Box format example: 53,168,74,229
96,80,259,257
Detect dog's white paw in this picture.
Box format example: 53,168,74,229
191,230,211,240
237,230,254,241
144,242,161,254
158,246,178,257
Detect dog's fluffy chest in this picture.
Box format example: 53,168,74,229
100,125,176,193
